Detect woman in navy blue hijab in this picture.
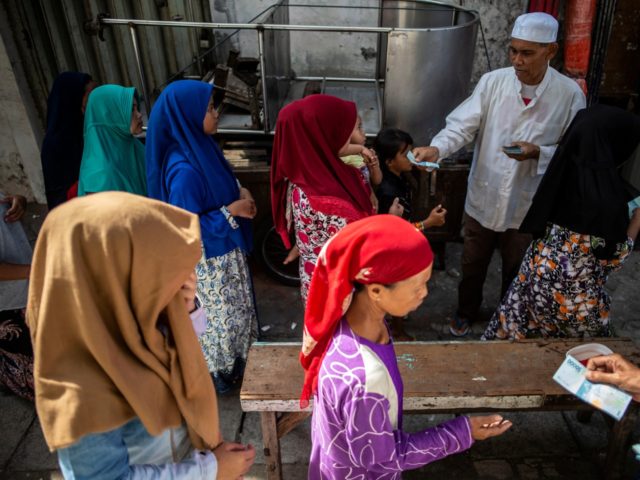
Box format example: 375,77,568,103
146,80,257,393
40,72,96,210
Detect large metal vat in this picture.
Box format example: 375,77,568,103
380,1,479,145
259,1,479,144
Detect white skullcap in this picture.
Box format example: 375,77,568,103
511,12,558,43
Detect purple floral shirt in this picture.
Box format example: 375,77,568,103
309,318,474,479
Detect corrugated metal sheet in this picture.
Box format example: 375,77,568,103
2,0,220,126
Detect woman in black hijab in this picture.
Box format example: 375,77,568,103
483,105,640,340
40,72,96,210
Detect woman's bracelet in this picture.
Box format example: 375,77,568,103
221,205,240,230
413,221,425,231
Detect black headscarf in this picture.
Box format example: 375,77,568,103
40,72,92,210
520,105,640,259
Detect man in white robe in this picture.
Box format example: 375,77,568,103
413,12,586,336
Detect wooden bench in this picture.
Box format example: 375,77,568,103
240,338,640,480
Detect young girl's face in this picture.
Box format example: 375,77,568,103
350,116,366,146
130,99,143,135
203,95,219,135
374,264,432,317
387,143,413,173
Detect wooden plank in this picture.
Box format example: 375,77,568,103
260,412,282,480
245,339,639,480
242,399,309,413
241,396,597,413
240,339,638,407
404,395,546,410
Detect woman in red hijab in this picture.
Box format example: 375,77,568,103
302,215,512,479
271,94,375,304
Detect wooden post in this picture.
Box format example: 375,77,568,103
260,412,283,480
605,402,639,479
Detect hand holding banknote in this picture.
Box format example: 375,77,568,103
586,354,640,402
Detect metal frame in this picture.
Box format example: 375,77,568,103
98,1,478,136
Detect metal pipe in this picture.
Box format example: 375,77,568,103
257,28,270,134
218,128,268,135
101,17,473,32
103,18,389,31
320,77,326,94
374,78,383,128
291,76,384,83
375,1,383,90
129,23,151,116
185,0,199,61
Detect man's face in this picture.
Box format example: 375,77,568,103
509,38,557,85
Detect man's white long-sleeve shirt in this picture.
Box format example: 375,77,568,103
430,66,585,232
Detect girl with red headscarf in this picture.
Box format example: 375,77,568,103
302,215,512,479
271,94,375,303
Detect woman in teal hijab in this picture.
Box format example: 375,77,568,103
78,85,147,196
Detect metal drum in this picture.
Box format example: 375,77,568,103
380,1,479,145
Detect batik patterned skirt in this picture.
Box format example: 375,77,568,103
482,223,633,340
291,185,348,305
195,247,257,387
0,309,34,400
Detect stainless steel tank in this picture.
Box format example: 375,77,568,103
380,1,479,145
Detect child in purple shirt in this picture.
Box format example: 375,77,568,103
300,215,512,479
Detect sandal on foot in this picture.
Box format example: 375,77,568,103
449,314,471,337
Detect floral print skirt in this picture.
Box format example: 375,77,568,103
291,186,348,305
0,309,34,400
195,247,257,390
482,224,633,340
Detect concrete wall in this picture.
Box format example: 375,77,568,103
0,14,45,203
453,0,529,85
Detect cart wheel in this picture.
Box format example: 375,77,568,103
259,225,300,287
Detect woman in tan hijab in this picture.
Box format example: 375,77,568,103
27,191,254,478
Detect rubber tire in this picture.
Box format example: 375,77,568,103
256,221,300,287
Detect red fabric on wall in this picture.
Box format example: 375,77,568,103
528,0,559,18
564,0,597,78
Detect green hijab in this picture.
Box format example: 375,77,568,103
78,85,147,196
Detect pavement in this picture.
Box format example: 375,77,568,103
2,203,640,479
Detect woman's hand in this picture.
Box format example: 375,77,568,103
213,442,255,479
283,245,300,264
388,197,404,217
361,148,379,169
468,415,512,440
363,148,383,186
423,205,447,228
239,187,254,203
2,195,27,223
628,207,640,242
228,199,257,219
180,272,197,313
369,192,379,214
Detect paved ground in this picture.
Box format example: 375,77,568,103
2,203,640,479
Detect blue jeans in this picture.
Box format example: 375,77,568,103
57,417,216,479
